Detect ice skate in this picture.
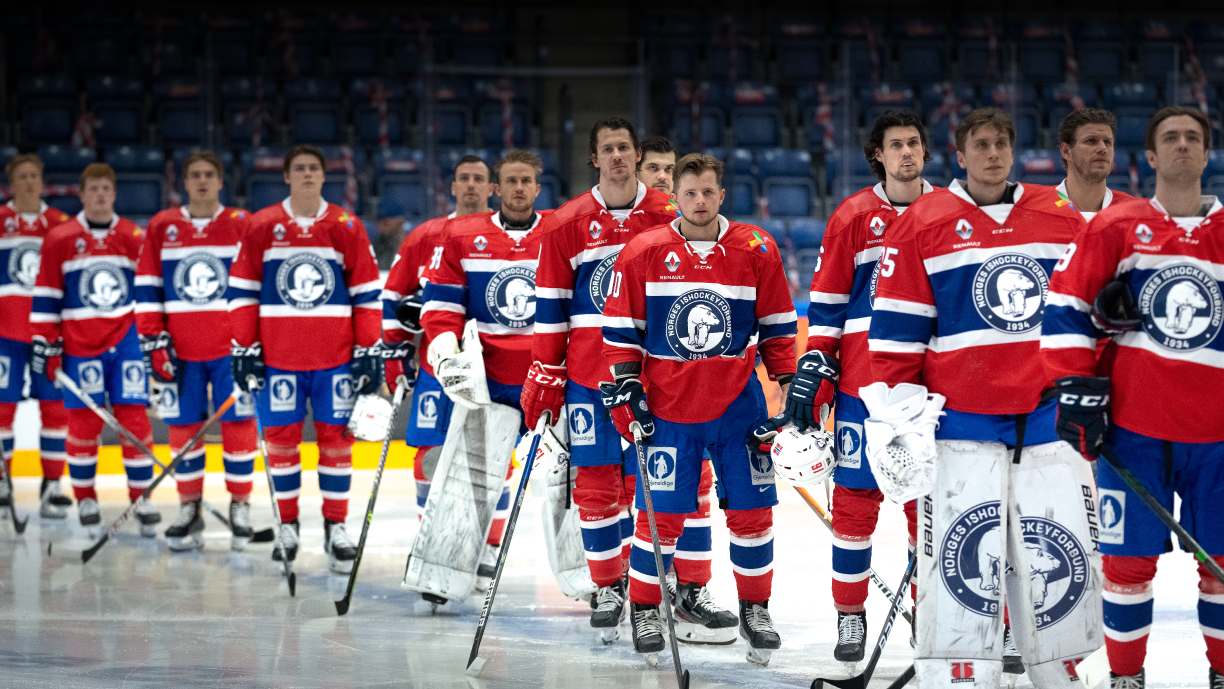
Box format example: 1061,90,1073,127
134,499,160,538
630,601,665,665
591,579,627,643
739,599,780,666
272,520,299,562
672,575,737,645
422,592,448,614
39,479,69,519
1111,669,1145,688
77,497,100,537
1210,668,1223,689
324,519,356,575
474,542,498,592
834,610,866,663
0,478,10,513
229,501,253,551
1002,624,1024,675
164,500,204,551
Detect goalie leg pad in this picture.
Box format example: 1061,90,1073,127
402,402,520,602
542,463,599,600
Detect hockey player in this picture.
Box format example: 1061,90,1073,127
381,155,493,517
1041,106,1224,689
226,144,382,575
418,149,550,580
866,108,1102,688
524,118,739,640
0,154,73,519
602,153,798,663
637,136,677,196
136,151,258,551
789,110,933,662
1056,108,1136,221
29,163,160,533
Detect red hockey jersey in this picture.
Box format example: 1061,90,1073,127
1042,196,1224,443
533,182,677,389
136,206,251,362
867,181,1085,415
31,213,145,357
381,214,450,376
1055,179,1136,222
421,211,551,386
226,199,380,371
0,202,72,343
602,217,798,424
807,181,936,398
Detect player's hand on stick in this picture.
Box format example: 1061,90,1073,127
231,341,266,392
600,378,654,442
1053,376,1111,460
379,341,416,395
139,331,179,383
521,362,567,430
785,350,839,432
350,344,384,396
30,337,63,382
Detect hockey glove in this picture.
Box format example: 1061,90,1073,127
1091,279,1141,336
139,331,180,384
351,344,384,396
380,341,417,394
1053,376,1111,460
600,378,654,443
521,362,567,430
396,289,425,333
748,412,791,452
231,342,266,393
785,350,840,432
30,336,63,382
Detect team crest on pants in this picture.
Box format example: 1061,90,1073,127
269,375,297,412
234,391,255,417
748,448,776,486
276,253,335,310
1097,489,1125,545
485,266,536,328
416,390,440,428
79,263,129,313
665,289,733,360
568,404,596,445
1138,263,1223,351
940,501,1089,627
835,421,863,469
589,252,619,313
79,361,104,395
0,356,8,388
121,361,146,396
172,252,228,305
972,253,1048,333
157,387,181,419
644,446,677,491
7,242,40,289
331,374,356,413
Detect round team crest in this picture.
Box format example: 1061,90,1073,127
172,252,228,305
940,502,1089,628
7,242,41,289
1137,263,1223,351
275,253,335,310
78,262,129,312
972,253,1049,333
484,265,536,328
664,289,733,360
589,252,620,313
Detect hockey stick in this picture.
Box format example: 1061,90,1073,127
49,374,235,563
812,553,916,689
58,374,274,543
793,485,913,624
885,665,915,688
466,411,549,678
301,381,409,618
1099,444,1224,587
0,434,28,534
630,424,690,689
255,411,296,597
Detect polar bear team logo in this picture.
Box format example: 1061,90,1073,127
485,265,536,328
275,253,335,310
665,289,734,360
1138,264,1223,351
172,252,228,305
972,253,1049,333
79,263,129,312
7,242,40,289
940,502,1089,628
589,252,619,313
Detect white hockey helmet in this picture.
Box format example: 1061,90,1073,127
347,394,395,441
770,426,836,487
516,414,570,477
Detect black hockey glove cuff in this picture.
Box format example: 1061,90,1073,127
396,289,424,333
1053,376,1111,460
748,412,790,452
231,342,266,393
1091,279,1141,336
600,378,654,442
351,344,384,396
30,337,63,376
784,350,840,432
140,331,180,383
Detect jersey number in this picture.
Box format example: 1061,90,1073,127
611,271,623,299
814,245,824,273
1054,242,1077,272
879,248,899,278
428,245,444,270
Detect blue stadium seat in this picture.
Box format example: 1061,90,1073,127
39,145,98,173
671,80,726,151
772,16,825,82
831,19,887,82
537,175,561,210
373,148,424,178
421,81,473,147
956,18,1009,82
87,76,146,145
437,149,495,180
106,146,165,172
729,84,782,148
455,40,504,68
20,76,77,145
1107,150,1133,193
824,149,877,203
0,147,18,172
703,148,754,177
330,35,383,77
1013,20,1066,82
797,84,851,151
268,34,316,77
211,32,254,75
115,175,165,216
352,78,407,146
985,84,1040,149
757,149,810,178
1044,84,1100,130
859,84,916,127
1103,83,1160,110
378,176,428,219
788,218,826,251
923,83,976,151
1133,20,1181,81
222,78,279,147
924,151,949,185
763,178,815,218
286,79,343,145
139,32,191,76
1073,20,1126,81
246,175,290,212
652,39,697,78
1016,150,1063,185
1104,84,1160,150
725,178,759,217
705,17,754,80
154,79,206,145
1135,151,1157,196
1195,23,1224,81
477,83,530,149
1202,150,1224,189
893,19,948,82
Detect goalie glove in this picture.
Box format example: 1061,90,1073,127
433,320,491,409
350,344,384,396
139,331,180,384
30,336,63,381
1053,376,1110,460
859,382,946,503
231,341,266,393
785,350,839,432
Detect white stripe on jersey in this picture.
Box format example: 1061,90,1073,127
644,281,757,300
347,279,382,297
261,246,343,263
867,338,927,354
1039,333,1096,350
874,297,938,318
1114,332,1224,370
855,245,884,266
534,322,569,334
420,300,465,315
63,255,138,273
809,291,850,304
807,325,843,338
32,286,63,299
928,328,1041,353
602,315,646,330
62,304,136,321
758,311,798,325
536,287,573,300
258,304,352,318
1046,291,1092,313
227,276,261,292
164,301,227,314
459,258,538,272
843,316,871,335
922,243,1068,275
475,321,531,336
159,246,238,260
0,235,44,249
134,275,163,287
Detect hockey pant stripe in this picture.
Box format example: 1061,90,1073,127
40,400,67,479
574,464,636,587
66,407,105,501
486,463,515,547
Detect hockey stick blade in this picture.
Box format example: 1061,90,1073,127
298,597,341,619
251,528,276,543
886,665,916,689
0,441,28,534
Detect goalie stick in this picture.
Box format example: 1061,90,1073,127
793,485,913,624
57,374,274,543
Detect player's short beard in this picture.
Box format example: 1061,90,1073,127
1072,155,1109,185
890,165,921,184
680,209,717,228
500,196,533,215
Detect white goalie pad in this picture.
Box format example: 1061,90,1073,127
435,319,491,410
859,382,945,503
541,463,598,601
402,401,520,602
516,412,569,477
347,394,394,441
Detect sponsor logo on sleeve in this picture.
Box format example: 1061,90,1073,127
1138,264,1223,351
275,253,336,310
834,421,863,469
121,361,146,397
7,242,41,290
79,262,130,313
972,253,1049,333
644,446,677,491
484,265,536,328
1097,489,1125,545
172,252,229,305
664,289,733,360
78,361,104,395
568,404,596,446
269,375,297,412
